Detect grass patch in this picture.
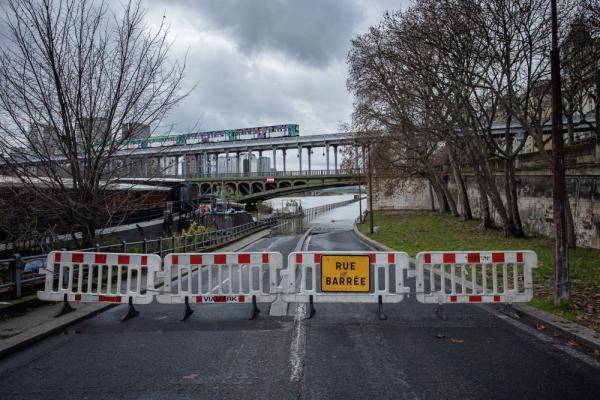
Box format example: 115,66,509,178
359,210,600,331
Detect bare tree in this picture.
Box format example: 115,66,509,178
0,0,187,246
347,12,463,218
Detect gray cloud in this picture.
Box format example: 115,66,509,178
1,0,406,161
155,0,364,67
144,0,405,137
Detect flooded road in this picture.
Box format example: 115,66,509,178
266,193,367,232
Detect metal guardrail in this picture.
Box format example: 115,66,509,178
0,197,362,300
303,198,359,220
0,219,275,299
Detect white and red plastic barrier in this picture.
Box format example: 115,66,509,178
156,252,283,315
415,251,537,305
36,249,539,321
38,251,161,305
280,251,410,319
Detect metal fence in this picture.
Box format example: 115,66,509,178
303,198,359,220
0,197,362,300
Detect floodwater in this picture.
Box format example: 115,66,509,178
266,194,368,232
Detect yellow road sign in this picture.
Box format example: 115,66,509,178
321,255,370,292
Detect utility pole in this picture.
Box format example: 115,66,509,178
368,144,374,234
550,0,570,304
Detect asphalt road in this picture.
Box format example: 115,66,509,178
0,209,599,399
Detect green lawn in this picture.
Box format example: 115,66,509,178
359,210,599,331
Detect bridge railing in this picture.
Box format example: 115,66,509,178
126,169,365,180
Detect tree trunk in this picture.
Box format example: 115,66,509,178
566,112,575,145
474,172,493,229
506,160,525,237
430,177,448,213
448,149,472,220
480,159,514,235
593,67,600,140
433,171,459,216
504,161,515,227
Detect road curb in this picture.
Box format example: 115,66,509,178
352,223,394,251
0,303,116,359
0,227,272,360
512,303,600,352
352,222,600,353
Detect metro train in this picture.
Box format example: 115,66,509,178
127,123,299,149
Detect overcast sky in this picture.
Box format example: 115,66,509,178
144,0,410,137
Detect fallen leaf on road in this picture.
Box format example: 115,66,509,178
566,340,580,347
435,333,445,339
536,324,546,331
450,338,464,343
183,374,199,380
592,350,600,357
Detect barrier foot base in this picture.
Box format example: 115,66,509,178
121,298,139,322
55,294,75,318
181,297,194,321
249,295,260,320
378,295,388,320
436,304,448,321
502,303,519,319
306,295,316,320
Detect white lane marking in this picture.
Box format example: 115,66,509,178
304,235,312,250
289,232,312,382
289,302,307,382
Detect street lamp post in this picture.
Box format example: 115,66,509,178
367,144,374,234
550,0,570,304
353,144,363,222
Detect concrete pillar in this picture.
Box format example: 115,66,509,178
258,149,264,172
272,148,277,171
247,148,252,175
333,145,338,173
307,147,312,172
225,151,230,174
236,151,241,174
325,143,330,172
143,157,148,177
283,148,287,173
298,145,303,172
214,152,219,175
202,152,208,176
361,145,365,173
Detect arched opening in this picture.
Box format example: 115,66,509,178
200,183,212,194
238,182,250,195
251,182,264,193
225,182,237,196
